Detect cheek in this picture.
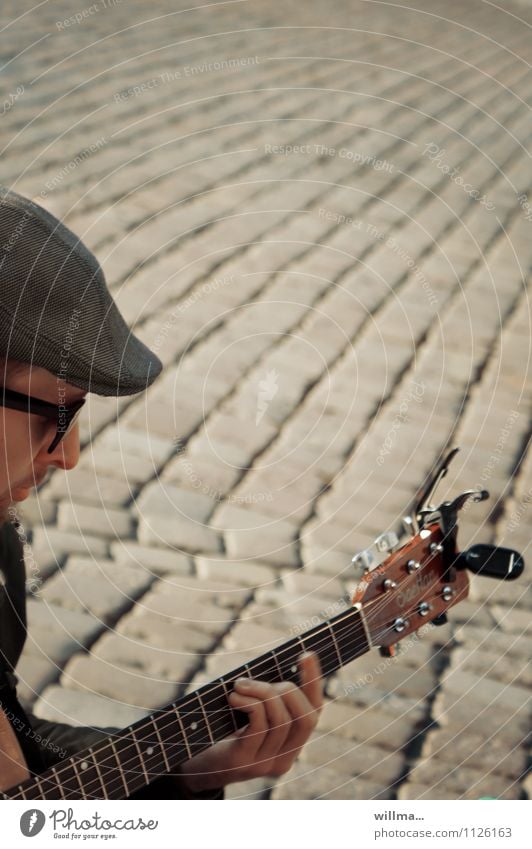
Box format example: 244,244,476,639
0,418,44,482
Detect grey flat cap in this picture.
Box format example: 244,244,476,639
0,188,162,396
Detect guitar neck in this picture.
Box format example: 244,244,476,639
3,605,372,800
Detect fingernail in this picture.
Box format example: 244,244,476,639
234,677,253,688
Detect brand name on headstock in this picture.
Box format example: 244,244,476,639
396,569,438,608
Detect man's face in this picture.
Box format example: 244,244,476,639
0,364,86,523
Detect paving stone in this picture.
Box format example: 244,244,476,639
57,501,135,541
226,778,272,800
30,527,109,561
453,623,532,661
468,573,530,610
61,654,181,711
300,542,354,578
272,762,393,799
299,732,404,786
110,540,193,576
450,646,532,688
40,557,153,622
116,613,215,655
223,622,287,655
281,571,347,602
333,655,438,702
97,425,174,465
31,686,148,730
162,453,240,496
137,513,223,554
135,480,216,524
213,505,301,567
78,448,157,486
90,632,202,683
26,599,104,647
490,606,532,636
15,497,57,527
421,726,527,779
195,556,278,587
318,699,422,751
134,581,246,636
45,468,133,507
122,398,204,441
440,668,530,715
432,689,530,745
407,760,524,800
16,655,60,708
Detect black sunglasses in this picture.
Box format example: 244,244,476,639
0,387,85,454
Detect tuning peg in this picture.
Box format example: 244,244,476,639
352,549,374,576
375,531,399,553
431,613,448,626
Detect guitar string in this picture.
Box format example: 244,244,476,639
13,602,381,799
14,571,450,800
11,554,451,799
10,565,449,799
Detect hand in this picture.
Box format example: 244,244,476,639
177,651,323,793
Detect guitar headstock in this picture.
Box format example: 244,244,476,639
350,448,525,655
351,522,468,654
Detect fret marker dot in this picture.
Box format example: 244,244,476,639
146,747,154,756
291,665,297,673
190,721,198,731
81,762,88,770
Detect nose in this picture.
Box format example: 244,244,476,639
44,422,81,470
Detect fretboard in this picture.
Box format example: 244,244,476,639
2,605,371,800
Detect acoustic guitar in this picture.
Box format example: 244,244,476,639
0,449,524,799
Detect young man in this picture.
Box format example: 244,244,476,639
0,188,323,799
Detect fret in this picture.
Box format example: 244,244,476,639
110,739,130,797
71,760,85,797
220,678,238,732
332,608,371,667
151,716,170,771
52,766,66,800
34,775,45,799
271,649,283,682
74,753,107,800
34,767,64,800
89,747,108,799
14,774,42,800
326,622,343,668
52,763,80,800
174,709,192,760
197,692,214,745
2,601,375,802
130,728,150,785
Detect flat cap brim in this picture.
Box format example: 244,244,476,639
0,188,163,396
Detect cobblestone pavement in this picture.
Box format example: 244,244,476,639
1,0,530,800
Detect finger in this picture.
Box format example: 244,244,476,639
227,690,268,757
266,681,320,773
298,651,323,710
233,679,292,763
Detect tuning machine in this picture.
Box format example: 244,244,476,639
351,531,399,577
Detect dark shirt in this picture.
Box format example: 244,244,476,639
0,520,222,799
